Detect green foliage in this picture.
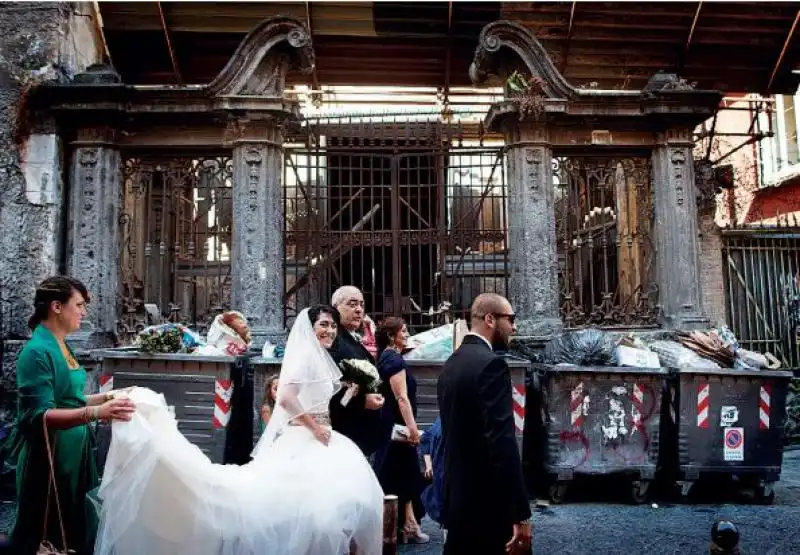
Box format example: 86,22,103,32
138,327,184,354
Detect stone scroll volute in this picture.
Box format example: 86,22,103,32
469,20,577,101
208,16,315,98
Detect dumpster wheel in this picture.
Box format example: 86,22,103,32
548,482,569,504
630,480,651,504
754,483,776,505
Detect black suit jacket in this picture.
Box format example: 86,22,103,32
437,335,531,536
328,330,386,455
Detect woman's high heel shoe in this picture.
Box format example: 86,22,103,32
401,525,430,544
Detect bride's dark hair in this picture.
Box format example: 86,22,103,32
307,305,340,327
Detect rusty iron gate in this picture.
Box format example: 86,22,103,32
118,155,233,342
722,227,800,368
553,154,659,329
283,117,508,332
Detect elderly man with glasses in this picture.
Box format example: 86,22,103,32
327,286,387,457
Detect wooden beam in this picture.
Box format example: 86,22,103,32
91,2,113,66
560,2,577,74
677,1,702,73
156,1,182,84
443,0,453,106
767,9,800,93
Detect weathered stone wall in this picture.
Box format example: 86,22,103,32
0,2,101,424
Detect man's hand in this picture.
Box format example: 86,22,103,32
506,521,532,553
364,393,384,410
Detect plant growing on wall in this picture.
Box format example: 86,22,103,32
505,70,547,120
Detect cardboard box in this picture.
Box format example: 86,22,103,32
616,345,661,368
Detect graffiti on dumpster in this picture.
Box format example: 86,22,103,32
603,384,656,464
570,382,590,426
559,382,657,468
601,386,629,440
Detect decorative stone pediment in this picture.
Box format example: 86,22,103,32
208,16,314,98
469,20,577,101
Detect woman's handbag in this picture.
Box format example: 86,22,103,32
37,410,74,555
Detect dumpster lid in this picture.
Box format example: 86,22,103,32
405,357,530,368
250,356,283,365
532,363,667,375
670,366,795,379
94,348,237,363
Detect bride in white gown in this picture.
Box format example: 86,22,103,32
93,306,385,555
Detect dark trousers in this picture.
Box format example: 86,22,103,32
443,524,511,555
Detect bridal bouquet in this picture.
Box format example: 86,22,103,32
338,358,381,407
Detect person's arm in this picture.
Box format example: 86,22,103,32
477,357,531,524
19,353,134,432
279,383,330,445
86,392,112,406
388,368,420,444
419,428,432,456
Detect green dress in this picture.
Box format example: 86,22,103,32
4,325,99,555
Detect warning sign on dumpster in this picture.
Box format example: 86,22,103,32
723,427,744,462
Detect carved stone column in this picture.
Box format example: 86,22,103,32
230,119,286,346
504,122,562,337
652,128,709,330
66,126,122,348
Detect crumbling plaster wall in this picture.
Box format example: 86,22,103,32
0,2,102,424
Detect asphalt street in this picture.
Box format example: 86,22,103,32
1,450,798,554
403,449,800,555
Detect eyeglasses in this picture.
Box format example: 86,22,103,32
492,313,516,324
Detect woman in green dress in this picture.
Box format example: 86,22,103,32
5,276,136,555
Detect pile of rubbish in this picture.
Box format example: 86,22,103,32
134,311,259,357
534,325,782,371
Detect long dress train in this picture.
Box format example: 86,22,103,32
93,386,384,555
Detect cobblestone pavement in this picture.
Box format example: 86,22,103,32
1,450,798,554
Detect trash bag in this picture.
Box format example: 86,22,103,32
648,340,720,369
544,328,618,366
405,324,455,361
509,338,544,364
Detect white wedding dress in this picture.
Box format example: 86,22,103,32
93,309,385,555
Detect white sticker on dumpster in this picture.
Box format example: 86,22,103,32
723,427,744,461
720,406,739,427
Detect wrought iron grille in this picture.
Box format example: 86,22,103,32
722,228,800,368
118,155,233,341
284,118,508,332
553,155,658,328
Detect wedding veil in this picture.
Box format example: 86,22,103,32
252,308,343,457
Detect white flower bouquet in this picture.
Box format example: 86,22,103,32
338,358,382,407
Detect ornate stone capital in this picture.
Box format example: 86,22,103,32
224,117,284,147
208,16,314,98
73,126,119,146
659,127,694,146
469,20,577,101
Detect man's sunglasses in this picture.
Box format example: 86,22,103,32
492,313,516,324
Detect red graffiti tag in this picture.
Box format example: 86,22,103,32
559,430,590,468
